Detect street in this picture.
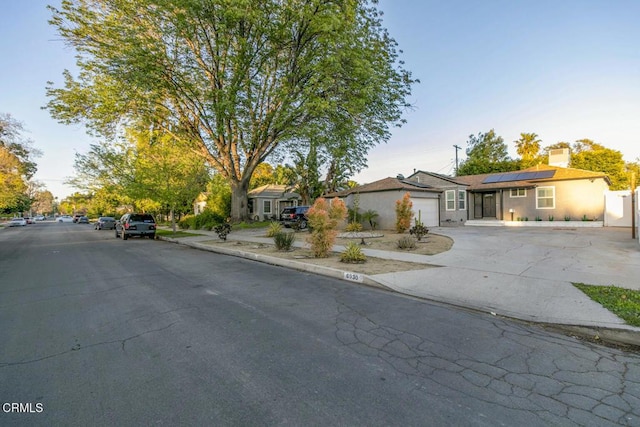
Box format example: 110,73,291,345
1,222,640,426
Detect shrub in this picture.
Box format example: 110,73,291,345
397,235,417,250
306,197,347,258
548,215,554,221
361,209,379,230
213,223,231,241
345,221,363,232
564,215,571,221
409,220,429,241
266,221,282,237
273,231,296,251
395,192,413,233
340,242,367,263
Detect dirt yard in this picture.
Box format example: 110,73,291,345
200,230,453,275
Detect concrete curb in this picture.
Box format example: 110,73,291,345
158,235,640,349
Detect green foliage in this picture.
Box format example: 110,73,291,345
548,215,554,221
46,0,416,221
179,210,225,230
205,174,232,219
214,223,232,241
266,221,283,237
395,192,413,233
569,140,628,190
340,242,367,263
306,197,348,258
361,209,379,230
514,133,544,168
397,235,417,250
457,130,519,176
273,231,296,251
409,220,429,241
564,215,571,221
345,221,363,232
574,283,640,327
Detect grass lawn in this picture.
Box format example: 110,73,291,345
573,283,640,327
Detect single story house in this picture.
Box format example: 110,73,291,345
247,184,302,221
194,184,302,220
453,165,611,222
331,164,611,229
324,176,442,228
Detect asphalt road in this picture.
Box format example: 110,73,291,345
1,222,640,426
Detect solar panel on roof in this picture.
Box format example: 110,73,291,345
533,170,555,179
482,175,502,183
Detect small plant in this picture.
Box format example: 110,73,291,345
564,215,571,221
306,197,348,258
273,231,296,251
397,235,417,250
213,223,232,241
409,219,429,241
361,209,379,230
345,221,363,232
582,214,588,221
395,192,414,233
340,242,367,263
266,221,282,237
524,217,529,221
535,216,542,221
548,215,554,221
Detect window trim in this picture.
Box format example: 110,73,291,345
458,190,466,210
445,190,456,211
510,188,526,198
263,200,272,214
536,186,555,209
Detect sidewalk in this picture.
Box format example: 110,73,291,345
160,226,640,347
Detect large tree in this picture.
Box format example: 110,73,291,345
457,129,519,176
0,114,41,213
569,139,628,190
46,0,415,221
514,132,544,168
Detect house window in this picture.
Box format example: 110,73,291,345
536,186,555,209
510,188,526,198
458,190,466,210
263,200,272,214
445,190,455,211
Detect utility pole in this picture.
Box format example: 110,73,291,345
632,171,637,240
453,145,462,176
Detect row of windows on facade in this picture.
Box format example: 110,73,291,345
445,187,555,211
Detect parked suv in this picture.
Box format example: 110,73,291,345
115,213,156,240
280,206,310,229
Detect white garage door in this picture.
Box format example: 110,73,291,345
410,198,439,227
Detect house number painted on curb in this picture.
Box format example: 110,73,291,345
344,272,363,283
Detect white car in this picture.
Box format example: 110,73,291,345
9,217,27,227
57,215,74,223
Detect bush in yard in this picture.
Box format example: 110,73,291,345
273,231,296,251
397,235,417,250
266,221,282,237
345,221,363,232
395,192,413,233
213,223,232,240
409,218,429,241
306,197,347,258
340,242,367,263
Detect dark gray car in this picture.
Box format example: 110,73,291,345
115,213,156,240
95,216,116,230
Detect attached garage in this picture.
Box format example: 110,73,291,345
411,197,439,227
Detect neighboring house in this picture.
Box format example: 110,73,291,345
324,176,442,228
194,184,302,220
453,164,611,222
247,184,302,221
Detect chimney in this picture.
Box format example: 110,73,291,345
548,148,570,168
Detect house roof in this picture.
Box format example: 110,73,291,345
324,177,441,198
454,164,610,191
248,184,299,199
407,170,468,186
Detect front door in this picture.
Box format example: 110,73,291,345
473,192,497,219
483,193,496,218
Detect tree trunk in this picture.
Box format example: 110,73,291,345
170,206,176,233
230,179,250,222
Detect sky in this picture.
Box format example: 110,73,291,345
1,0,640,200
